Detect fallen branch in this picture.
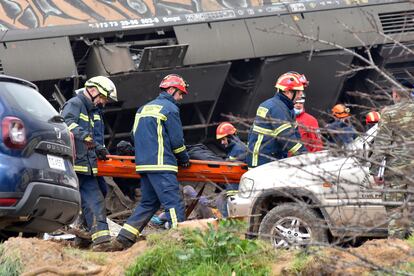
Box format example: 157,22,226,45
21,266,101,276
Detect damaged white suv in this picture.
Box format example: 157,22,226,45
228,125,387,247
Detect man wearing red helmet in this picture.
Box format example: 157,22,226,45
246,72,307,168
105,74,190,251
215,122,247,217
365,111,381,125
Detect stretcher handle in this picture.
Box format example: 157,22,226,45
105,155,246,166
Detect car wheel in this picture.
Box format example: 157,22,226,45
258,203,328,248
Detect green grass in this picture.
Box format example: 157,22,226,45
406,234,414,248
0,244,22,276
126,220,274,276
289,251,312,274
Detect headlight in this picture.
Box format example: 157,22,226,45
239,177,254,198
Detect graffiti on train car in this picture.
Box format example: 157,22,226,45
0,0,269,30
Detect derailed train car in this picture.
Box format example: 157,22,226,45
1,0,414,146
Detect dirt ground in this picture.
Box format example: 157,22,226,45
1,233,413,275
2,237,147,276
303,239,414,275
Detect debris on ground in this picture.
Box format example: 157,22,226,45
1,223,414,276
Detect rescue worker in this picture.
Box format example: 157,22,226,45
215,122,247,217
106,74,190,251
246,72,307,168
326,104,357,146
371,84,414,239
61,76,117,250
365,110,381,126
294,95,323,152
75,85,118,237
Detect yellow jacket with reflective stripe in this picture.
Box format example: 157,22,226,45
132,92,189,173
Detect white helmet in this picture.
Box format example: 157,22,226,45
85,76,118,101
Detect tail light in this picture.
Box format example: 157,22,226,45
2,116,26,149
0,198,18,207
69,131,76,163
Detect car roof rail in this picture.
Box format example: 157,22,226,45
0,74,38,91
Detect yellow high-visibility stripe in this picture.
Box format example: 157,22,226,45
74,165,88,172
252,134,264,167
170,208,178,228
136,113,167,121
138,105,167,121
228,156,237,161
132,114,140,135
173,145,186,154
92,168,98,174
79,113,89,122
123,223,139,236
91,230,110,241
68,123,78,131
135,165,178,172
289,143,303,155
90,120,94,128
226,190,238,196
93,114,101,121
252,123,291,137
157,118,164,165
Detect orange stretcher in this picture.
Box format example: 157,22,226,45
97,155,248,183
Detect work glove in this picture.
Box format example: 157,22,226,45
96,147,110,160
180,161,191,168
84,136,96,150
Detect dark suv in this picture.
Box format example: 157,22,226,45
0,75,80,234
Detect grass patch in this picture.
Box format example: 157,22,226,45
0,244,22,276
126,220,275,276
406,234,414,248
64,247,107,265
289,251,312,274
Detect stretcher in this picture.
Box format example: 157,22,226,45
98,155,248,183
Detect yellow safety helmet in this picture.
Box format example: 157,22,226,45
85,76,118,101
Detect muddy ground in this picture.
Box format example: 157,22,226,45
2,231,413,275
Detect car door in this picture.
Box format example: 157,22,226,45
336,126,386,231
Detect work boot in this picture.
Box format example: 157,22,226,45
73,236,92,249
91,237,133,252
91,241,112,252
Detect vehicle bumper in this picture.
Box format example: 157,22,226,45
227,195,253,218
0,182,81,233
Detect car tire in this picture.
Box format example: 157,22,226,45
258,203,328,248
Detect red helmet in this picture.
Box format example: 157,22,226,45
216,122,237,140
332,104,351,119
275,72,306,91
287,71,309,88
365,111,381,124
159,74,189,94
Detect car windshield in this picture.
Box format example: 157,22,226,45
0,81,58,120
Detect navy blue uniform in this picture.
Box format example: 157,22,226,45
225,135,247,162
326,120,357,146
118,92,189,244
81,106,109,233
91,107,109,197
61,93,110,245
217,135,247,217
246,93,306,168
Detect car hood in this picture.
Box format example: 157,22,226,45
242,150,358,191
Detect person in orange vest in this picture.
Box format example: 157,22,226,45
294,95,323,152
